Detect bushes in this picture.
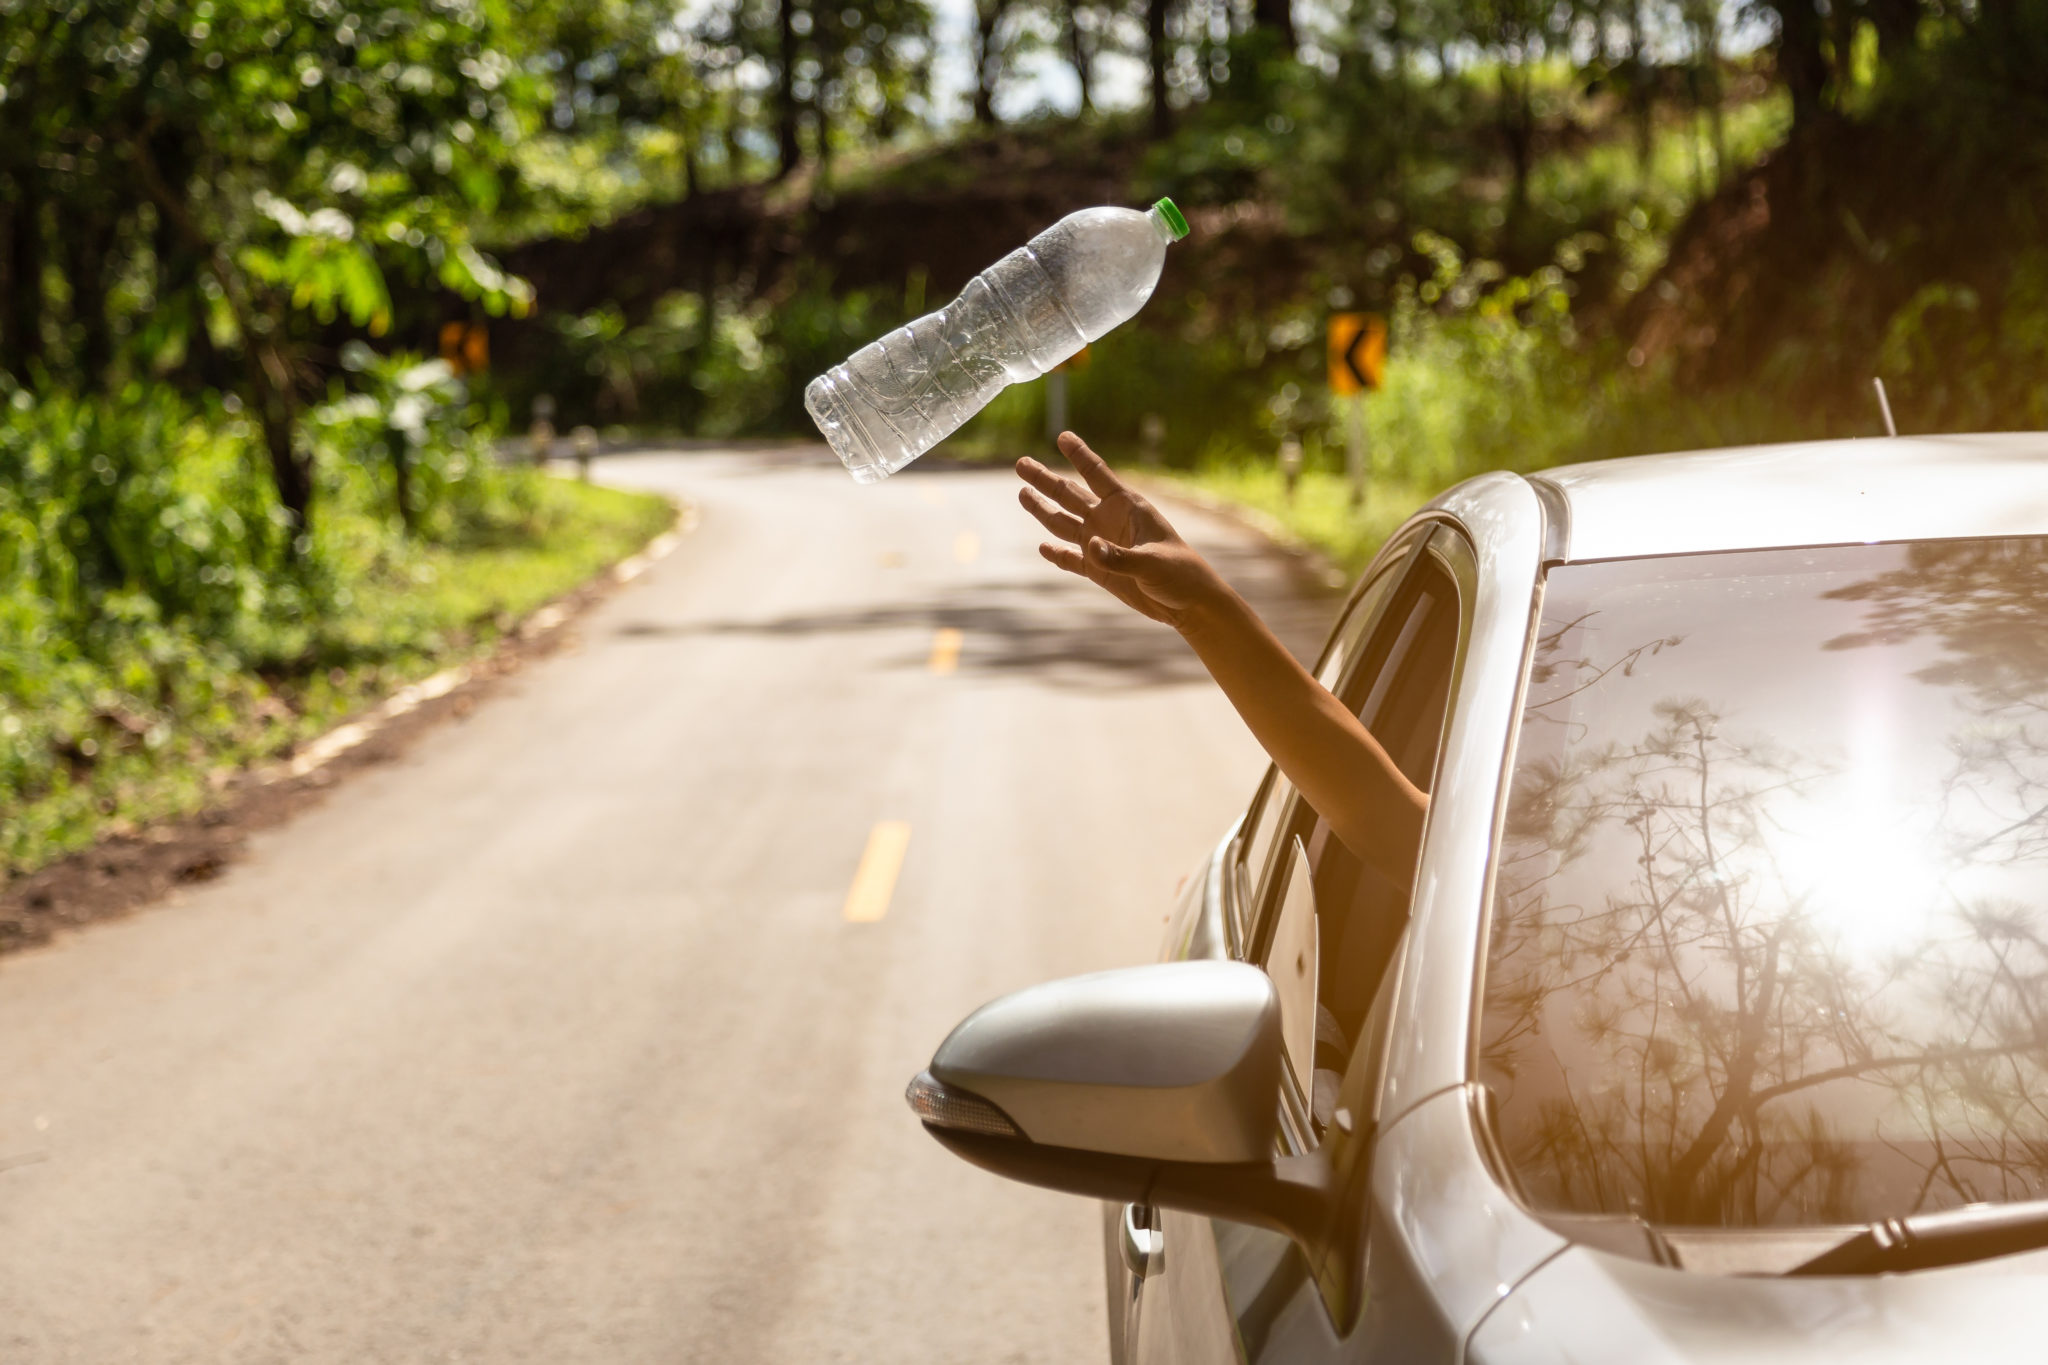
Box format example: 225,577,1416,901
511,274,908,435
0,386,291,869
0,379,669,877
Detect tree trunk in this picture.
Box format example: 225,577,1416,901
0,193,16,380
1065,0,1093,114
687,245,718,430
721,109,744,184
1251,0,1295,53
251,338,313,538
2,165,45,380
1701,35,1725,191
813,92,833,183
64,214,118,389
1627,0,1653,186
129,135,314,539
1768,0,1830,131
973,0,1009,125
391,436,414,535
1865,0,1921,68
1147,0,1172,139
1686,66,1706,201
775,0,802,177
152,178,230,394
1499,59,1535,231
258,404,313,537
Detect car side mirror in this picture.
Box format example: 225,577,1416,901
907,961,1336,1250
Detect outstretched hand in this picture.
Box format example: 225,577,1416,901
1021,435,1425,887
1016,432,1222,630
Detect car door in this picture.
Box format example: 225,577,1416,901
1131,525,1473,1365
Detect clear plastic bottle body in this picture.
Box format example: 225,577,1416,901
807,202,1185,483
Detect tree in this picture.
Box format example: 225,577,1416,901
806,0,934,164
1252,0,1296,54
1765,0,1832,131
971,0,1023,125
778,0,804,174
1147,0,1175,137
1464,0,1564,230
0,0,539,536
1062,0,1097,114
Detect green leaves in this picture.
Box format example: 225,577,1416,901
439,241,535,317
239,192,395,332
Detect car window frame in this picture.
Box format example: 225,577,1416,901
1251,523,1478,1154
1226,529,1434,952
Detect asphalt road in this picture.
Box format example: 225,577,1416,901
0,445,1340,1364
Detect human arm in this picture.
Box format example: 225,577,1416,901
1017,432,1427,890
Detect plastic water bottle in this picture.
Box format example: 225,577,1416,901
806,198,1191,483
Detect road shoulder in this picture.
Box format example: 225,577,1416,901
0,502,693,958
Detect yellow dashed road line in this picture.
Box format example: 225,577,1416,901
928,627,963,675
843,821,913,923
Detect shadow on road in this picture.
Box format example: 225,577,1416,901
618,534,1344,691
618,583,1207,691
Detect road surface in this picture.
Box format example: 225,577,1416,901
0,446,1341,1364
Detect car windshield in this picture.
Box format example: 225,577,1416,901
1479,537,2048,1229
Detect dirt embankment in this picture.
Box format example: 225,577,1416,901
1624,97,2048,429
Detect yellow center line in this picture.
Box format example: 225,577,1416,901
953,530,980,564
928,627,963,674
843,821,912,923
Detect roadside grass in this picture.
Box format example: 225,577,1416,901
308,474,674,669
1143,461,1445,578
2,474,674,881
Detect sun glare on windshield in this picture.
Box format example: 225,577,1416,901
1482,537,2048,1229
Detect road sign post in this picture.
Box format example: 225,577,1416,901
1139,412,1165,466
1345,396,1369,511
1327,312,1386,511
1279,435,1303,505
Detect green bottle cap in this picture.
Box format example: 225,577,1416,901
1152,197,1190,241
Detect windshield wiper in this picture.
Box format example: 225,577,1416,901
1790,1200,2048,1276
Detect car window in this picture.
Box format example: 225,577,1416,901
1221,926,1412,1354
1479,537,2048,1229
1257,539,1465,1141
1268,836,1319,1101
1232,547,1414,946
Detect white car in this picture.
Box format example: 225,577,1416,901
909,435,2048,1363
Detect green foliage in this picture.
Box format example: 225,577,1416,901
950,297,1319,466
2,0,542,352
0,382,670,877
522,274,907,433
1145,462,1432,575
317,343,498,534
1365,230,1595,483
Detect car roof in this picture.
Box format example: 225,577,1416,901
1530,432,2048,563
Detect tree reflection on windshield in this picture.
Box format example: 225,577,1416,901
1480,539,2048,1228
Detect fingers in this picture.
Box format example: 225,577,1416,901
1087,535,1169,582
1019,486,1087,543
1041,542,1177,626
1016,455,1095,515
1056,431,1124,499
1039,541,1088,575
